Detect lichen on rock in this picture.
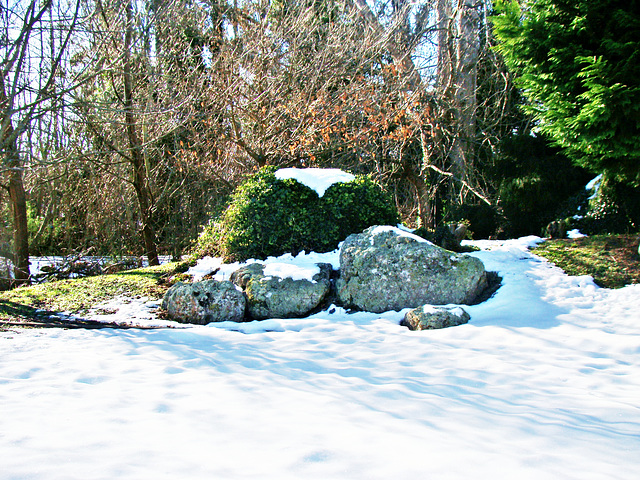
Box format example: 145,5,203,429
231,262,332,320
162,279,246,324
402,305,471,330
336,226,487,313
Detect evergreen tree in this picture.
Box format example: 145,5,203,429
492,0,640,186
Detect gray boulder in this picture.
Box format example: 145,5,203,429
162,280,246,324
336,226,487,313
402,305,471,330
230,262,332,320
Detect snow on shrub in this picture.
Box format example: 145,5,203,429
195,166,398,262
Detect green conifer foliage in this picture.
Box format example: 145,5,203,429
492,0,640,186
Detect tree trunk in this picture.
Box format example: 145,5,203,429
2,77,31,284
436,0,482,202
437,0,454,96
123,0,159,266
131,156,159,266
410,173,434,229
7,162,30,284
453,0,481,195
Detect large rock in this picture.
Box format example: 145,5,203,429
336,226,487,313
402,305,471,330
230,262,332,320
162,280,246,324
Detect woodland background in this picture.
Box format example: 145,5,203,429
2,0,638,284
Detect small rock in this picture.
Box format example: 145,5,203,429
401,305,471,330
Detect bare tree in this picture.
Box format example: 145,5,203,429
200,0,441,220
16,0,513,260
435,0,490,198
1,0,81,283
72,0,223,264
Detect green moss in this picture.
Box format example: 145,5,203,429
533,235,640,289
0,263,178,322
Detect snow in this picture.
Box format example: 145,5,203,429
263,262,320,282
422,304,466,318
567,229,587,239
586,174,603,200
585,174,602,191
369,225,434,244
275,168,355,197
189,250,340,282
186,256,224,281
2,236,640,480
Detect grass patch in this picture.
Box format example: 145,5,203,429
0,262,180,323
533,234,640,289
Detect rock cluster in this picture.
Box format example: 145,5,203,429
162,225,490,329
163,262,331,324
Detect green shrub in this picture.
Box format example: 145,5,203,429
192,218,224,259
196,166,398,261
574,175,639,235
322,176,399,243
491,134,592,237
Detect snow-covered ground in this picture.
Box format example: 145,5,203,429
1,236,640,480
